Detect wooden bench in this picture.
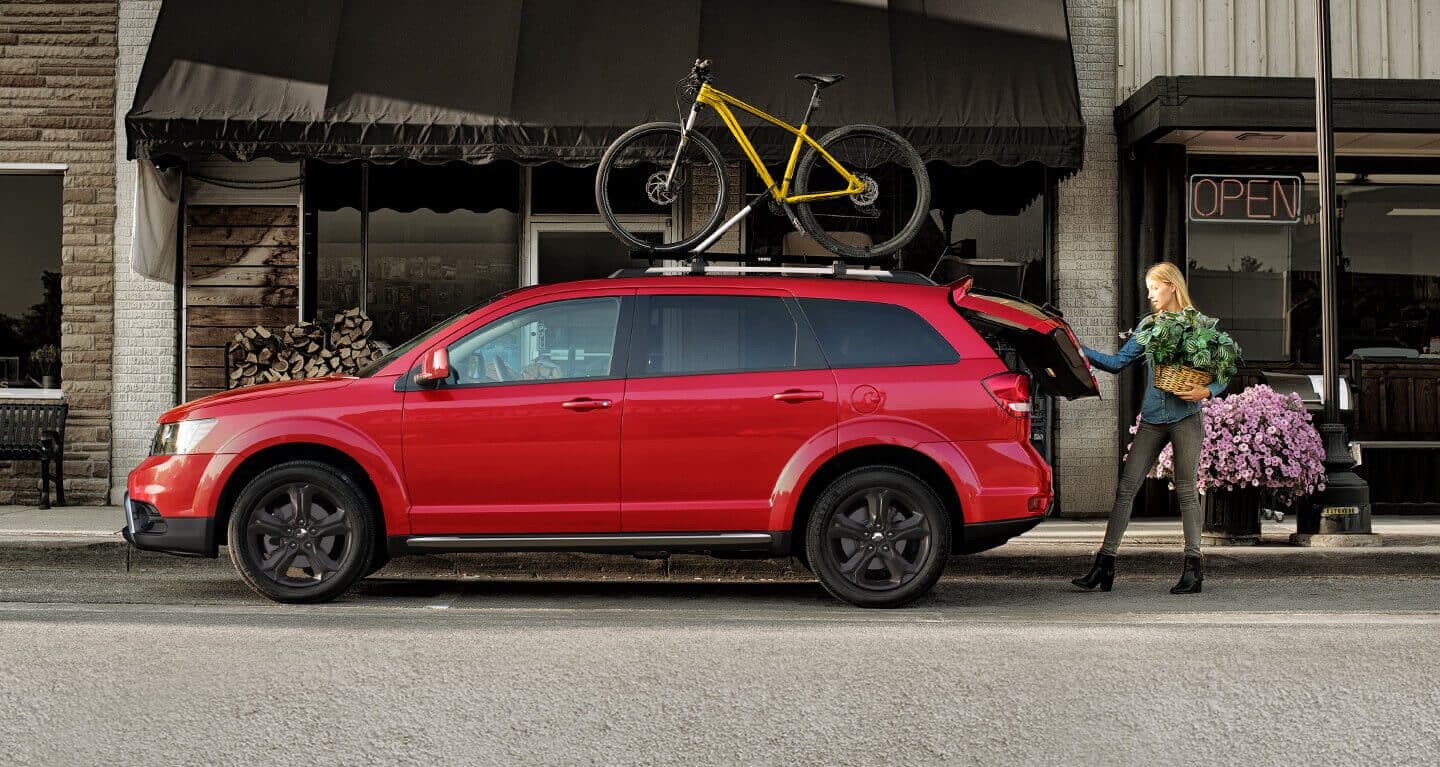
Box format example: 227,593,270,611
0,401,67,508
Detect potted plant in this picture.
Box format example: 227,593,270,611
29,344,59,389
1132,307,1242,395
1134,384,1328,544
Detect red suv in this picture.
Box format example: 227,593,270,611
124,267,1098,607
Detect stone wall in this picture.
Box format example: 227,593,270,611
110,0,164,501
0,0,118,505
1053,0,1121,516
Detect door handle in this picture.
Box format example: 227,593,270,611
562,398,613,411
773,390,825,403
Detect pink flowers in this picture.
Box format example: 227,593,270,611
1131,384,1327,504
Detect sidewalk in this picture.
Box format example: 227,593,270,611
1,505,1437,580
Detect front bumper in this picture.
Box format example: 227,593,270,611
125,452,230,558
122,492,216,558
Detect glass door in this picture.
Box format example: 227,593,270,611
524,219,672,286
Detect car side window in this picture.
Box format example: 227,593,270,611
447,297,622,385
799,298,959,367
635,295,824,376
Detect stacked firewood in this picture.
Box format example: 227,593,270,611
227,308,386,388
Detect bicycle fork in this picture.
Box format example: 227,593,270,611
665,102,703,188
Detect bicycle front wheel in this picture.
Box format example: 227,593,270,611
792,125,930,259
595,122,728,254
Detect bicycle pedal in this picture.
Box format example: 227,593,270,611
853,205,881,218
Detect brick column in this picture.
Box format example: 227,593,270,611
685,161,745,253
0,0,118,505
110,0,166,500
1054,0,1120,516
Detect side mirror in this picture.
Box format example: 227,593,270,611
415,347,451,387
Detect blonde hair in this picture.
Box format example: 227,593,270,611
1145,262,1198,314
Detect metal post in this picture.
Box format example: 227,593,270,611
1293,0,1379,546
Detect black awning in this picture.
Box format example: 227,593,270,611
127,0,1085,172
1115,75,1440,149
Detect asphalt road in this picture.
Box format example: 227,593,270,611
1,570,1438,766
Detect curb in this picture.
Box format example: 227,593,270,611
2,538,1437,581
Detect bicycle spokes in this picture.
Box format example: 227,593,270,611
595,122,729,253
800,132,923,244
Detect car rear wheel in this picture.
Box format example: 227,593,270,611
805,467,951,608
227,460,375,603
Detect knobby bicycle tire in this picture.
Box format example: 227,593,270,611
792,124,931,260
595,122,729,254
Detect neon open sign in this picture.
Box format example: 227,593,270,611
1188,174,1303,224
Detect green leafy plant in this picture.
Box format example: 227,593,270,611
1132,307,1241,383
29,344,59,376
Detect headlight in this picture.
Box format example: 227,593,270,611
150,418,217,456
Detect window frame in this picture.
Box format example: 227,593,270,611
0,166,66,389
626,292,828,379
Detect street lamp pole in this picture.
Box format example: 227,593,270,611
1293,0,1379,546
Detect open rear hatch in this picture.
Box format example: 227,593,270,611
949,276,1101,399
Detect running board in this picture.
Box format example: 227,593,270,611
391,532,782,556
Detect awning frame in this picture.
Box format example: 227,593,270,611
1115,75,1440,149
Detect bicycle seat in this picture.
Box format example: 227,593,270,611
795,73,845,88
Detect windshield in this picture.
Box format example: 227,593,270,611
355,290,518,378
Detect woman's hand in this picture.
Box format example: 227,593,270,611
1177,384,1210,402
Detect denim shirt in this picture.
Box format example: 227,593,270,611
1082,333,1229,425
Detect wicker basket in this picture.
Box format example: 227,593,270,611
1153,363,1214,394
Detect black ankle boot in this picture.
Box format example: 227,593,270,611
1169,555,1203,594
1071,553,1115,592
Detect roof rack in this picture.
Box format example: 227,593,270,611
609,254,935,285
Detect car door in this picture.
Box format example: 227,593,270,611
621,289,838,533
402,291,633,534
949,276,1101,399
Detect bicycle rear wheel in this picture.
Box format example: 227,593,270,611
792,124,930,259
595,122,728,254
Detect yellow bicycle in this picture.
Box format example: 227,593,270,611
596,59,931,260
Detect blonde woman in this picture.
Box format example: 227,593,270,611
1071,263,1229,595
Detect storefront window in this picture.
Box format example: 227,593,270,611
1188,177,1440,363
306,161,522,347
0,173,62,388
944,196,1048,304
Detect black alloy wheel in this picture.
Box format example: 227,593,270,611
228,460,375,603
805,467,951,608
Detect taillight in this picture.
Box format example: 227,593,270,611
983,372,1031,418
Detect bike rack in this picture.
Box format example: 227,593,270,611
615,252,931,284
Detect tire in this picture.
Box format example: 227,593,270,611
595,122,728,254
364,547,391,577
805,466,951,608
227,460,376,604
792,124,931,260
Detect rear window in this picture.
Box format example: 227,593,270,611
636,295,826,376
799,298,959,368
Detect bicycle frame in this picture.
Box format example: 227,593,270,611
687,82,865,204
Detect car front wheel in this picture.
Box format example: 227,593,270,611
227,460,375,603
805,467,951,608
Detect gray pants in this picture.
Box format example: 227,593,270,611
1100,413,1204,557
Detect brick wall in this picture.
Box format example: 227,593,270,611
685,161,745,253
0,0,117,505
1053,0,1120,516
110,0,164,501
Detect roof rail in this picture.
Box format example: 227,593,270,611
609,255,935,285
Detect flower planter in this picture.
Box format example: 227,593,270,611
1202,486,1263,546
